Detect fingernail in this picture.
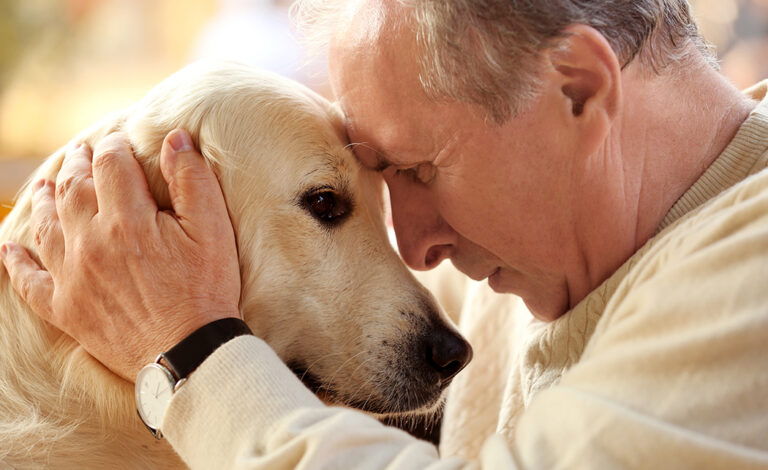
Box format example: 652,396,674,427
32,179,46,191
168,129,194,152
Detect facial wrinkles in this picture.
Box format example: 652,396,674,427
333,17,509,278
343,102,440,181
379,104,468,186
434,141,546,283
389,113,522,283
339,37,446,175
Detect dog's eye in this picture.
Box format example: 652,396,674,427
302,190,350,226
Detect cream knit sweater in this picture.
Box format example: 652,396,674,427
163,81,768,469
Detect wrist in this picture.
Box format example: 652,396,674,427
162,317,252,381
135,317,253,439
163,306,242,349
160,335,326,463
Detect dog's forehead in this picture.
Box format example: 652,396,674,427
294,143,357,189
143,62,361,193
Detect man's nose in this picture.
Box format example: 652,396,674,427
387,179,456,271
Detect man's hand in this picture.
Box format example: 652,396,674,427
0,129,241,382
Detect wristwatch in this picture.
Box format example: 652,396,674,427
135,317,252,439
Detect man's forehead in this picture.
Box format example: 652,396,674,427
340,112,390,170
330,3,436,169
333,0,392,49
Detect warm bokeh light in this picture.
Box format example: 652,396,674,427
0,0,766,222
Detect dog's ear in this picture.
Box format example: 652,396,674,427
124,120,229,215
119,121,179,212
74,107,174,212
121,92,211,212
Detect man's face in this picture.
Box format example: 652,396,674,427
329,16,591,321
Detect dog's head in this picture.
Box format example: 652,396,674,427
106,61,472,416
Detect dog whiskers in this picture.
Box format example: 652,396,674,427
295,331,368,387
318,349,371,395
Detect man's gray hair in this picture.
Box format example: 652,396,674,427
293,0,715,122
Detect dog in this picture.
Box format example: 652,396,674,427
0,61,472,469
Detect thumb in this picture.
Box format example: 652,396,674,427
160,129,233,242
1,242,55,323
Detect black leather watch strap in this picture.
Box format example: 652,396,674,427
161,317,253,381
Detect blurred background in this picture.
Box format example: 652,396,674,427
0,0,766,222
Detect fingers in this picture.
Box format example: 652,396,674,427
92,132,157,218
30,179,65,276
0,242,55,322
55,143,97,230
160,129,234,243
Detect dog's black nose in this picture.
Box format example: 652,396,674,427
424,327,473,385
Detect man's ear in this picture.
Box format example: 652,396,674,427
549,24,621,120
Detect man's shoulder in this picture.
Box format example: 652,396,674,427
600,167,768,331
545,169,768,456
656,165,768,259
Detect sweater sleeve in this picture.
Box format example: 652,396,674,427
161,335,513,469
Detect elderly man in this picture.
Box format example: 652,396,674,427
2,0,767,468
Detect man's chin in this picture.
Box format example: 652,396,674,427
522,296,568,322
487,270,568,322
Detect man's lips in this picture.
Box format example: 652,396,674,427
487,268,503,290
467,267,500,282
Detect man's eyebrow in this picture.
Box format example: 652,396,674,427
346,142,391,172
341,115,396,172
372,155,390,172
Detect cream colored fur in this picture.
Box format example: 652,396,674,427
0,61,461,469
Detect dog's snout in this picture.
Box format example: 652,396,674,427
423,327,473,385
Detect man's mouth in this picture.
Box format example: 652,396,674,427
465,266,500,282
483,267,501,281
487,267,502,290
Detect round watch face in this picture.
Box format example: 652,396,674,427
135,364,176,430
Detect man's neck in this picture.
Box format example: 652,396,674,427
567,58,756,311
620,60,757,251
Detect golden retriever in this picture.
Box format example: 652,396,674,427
0,61,472,469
